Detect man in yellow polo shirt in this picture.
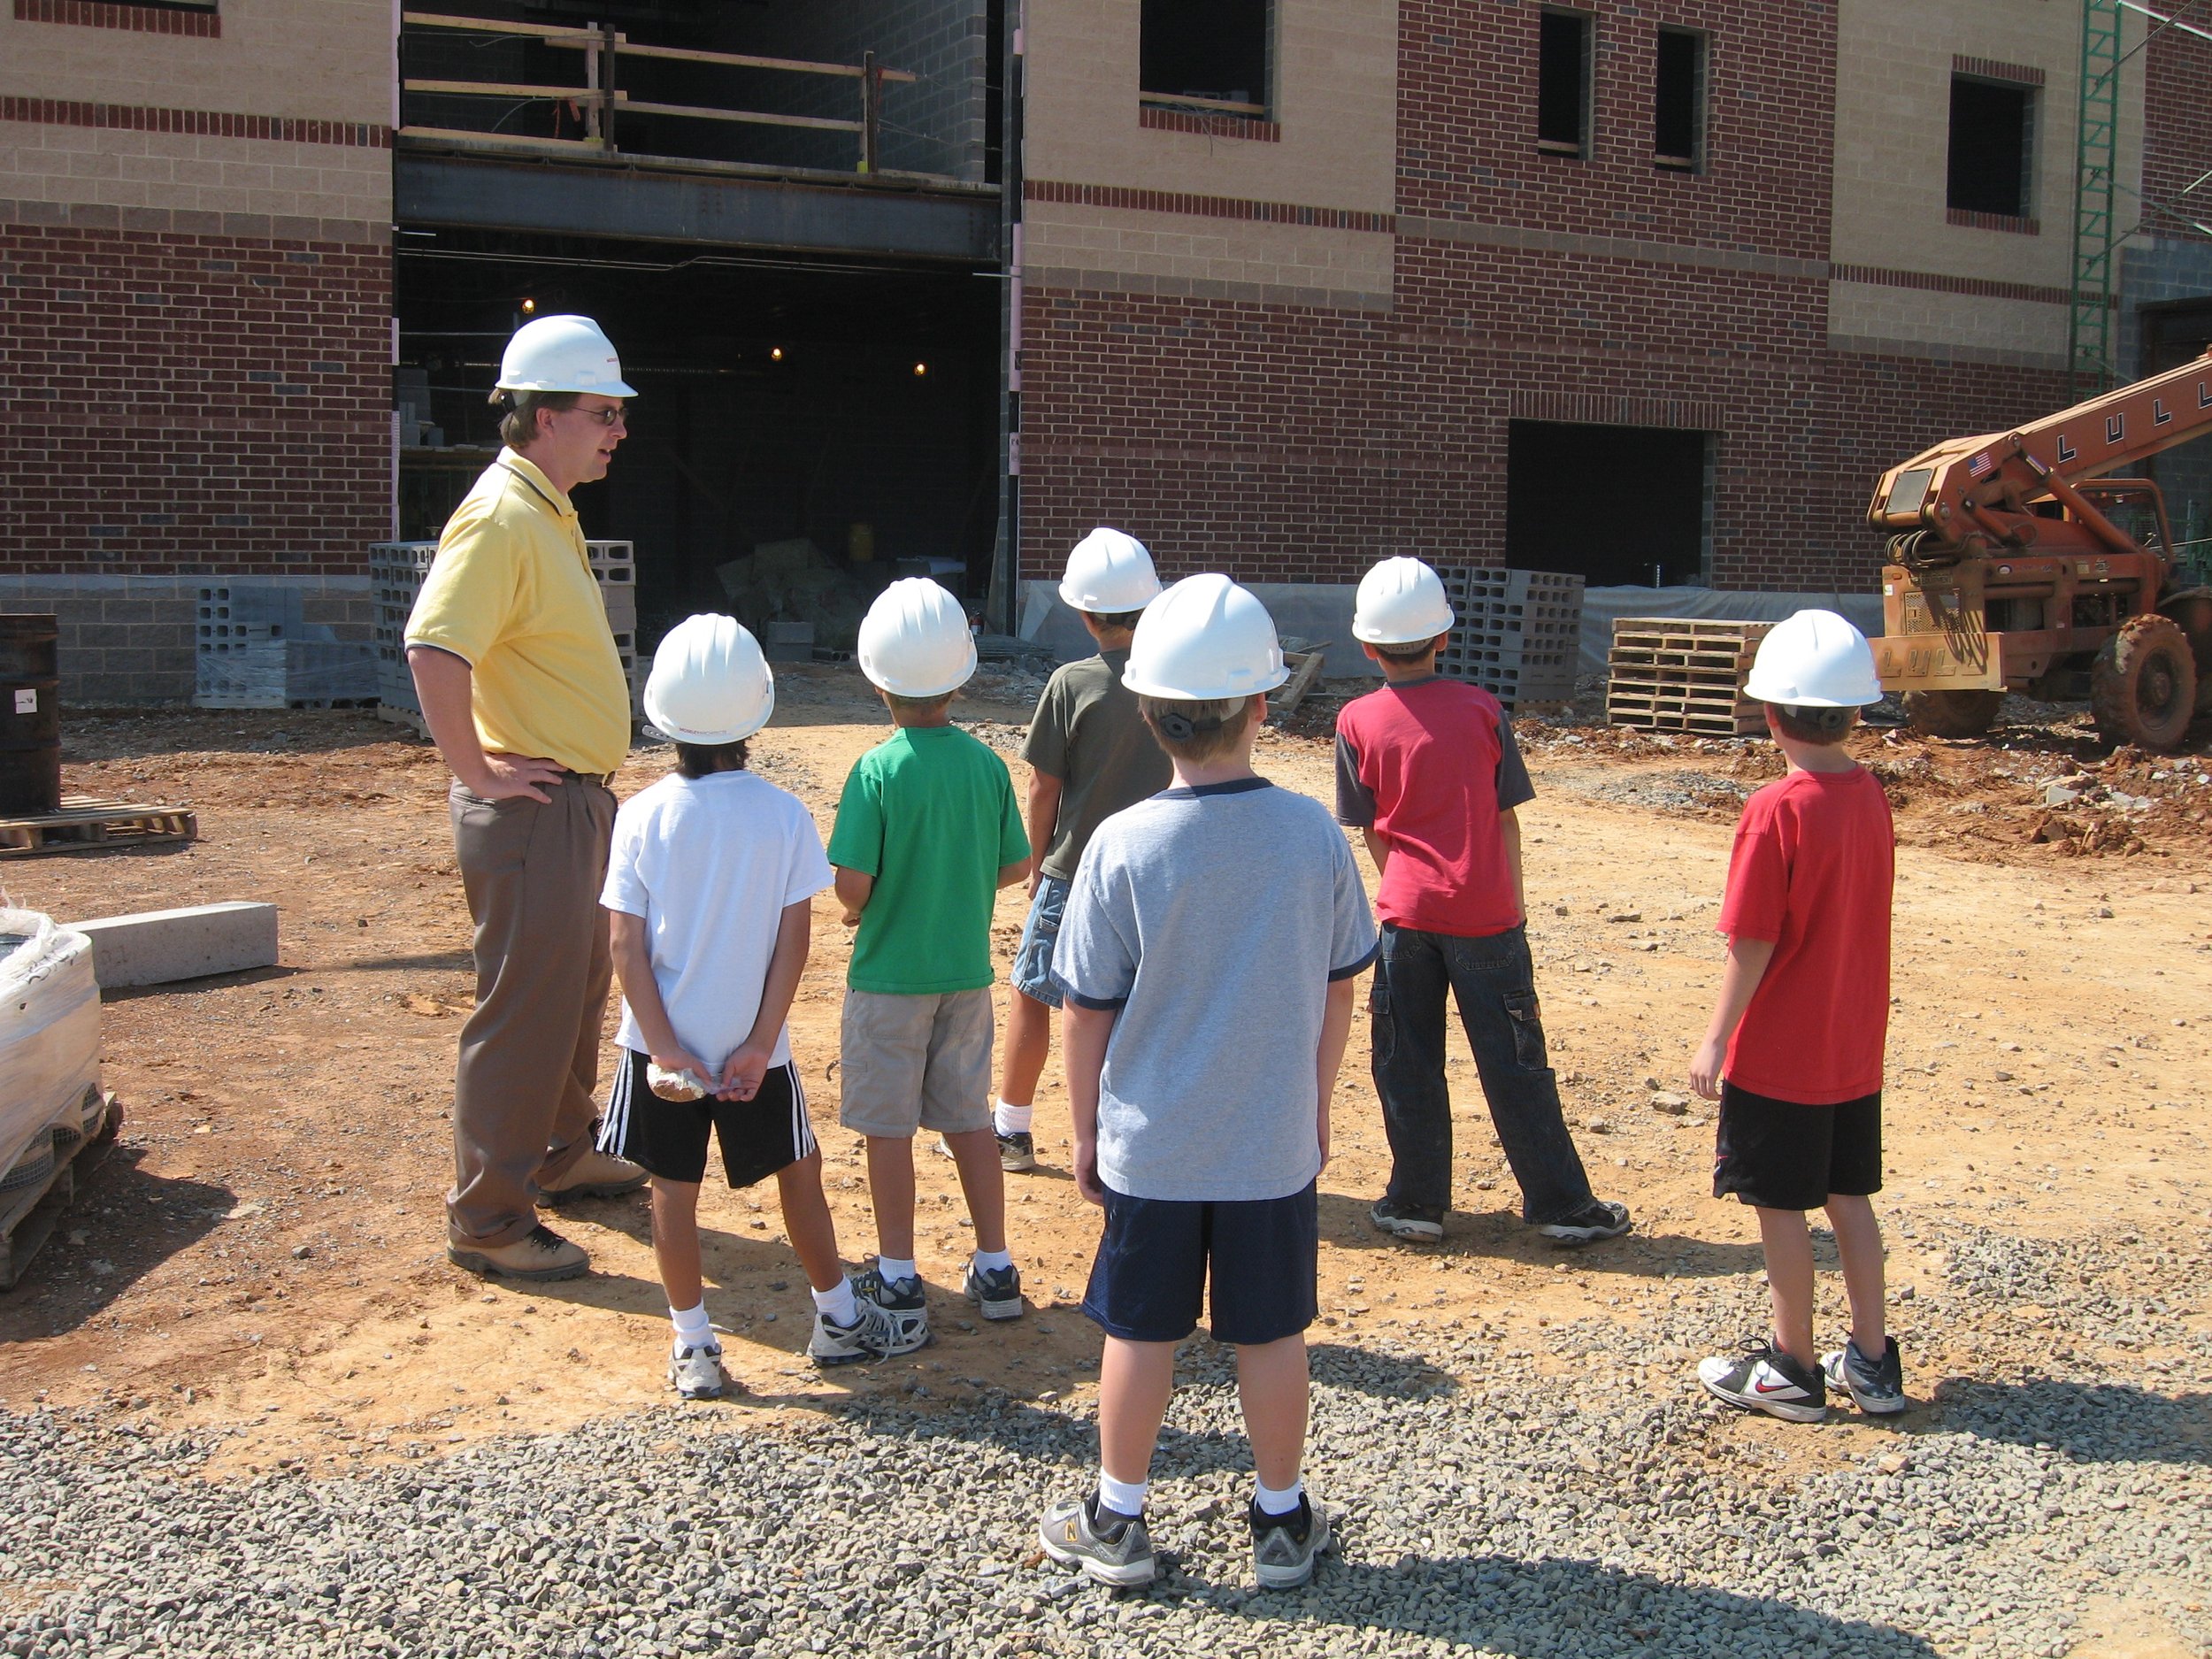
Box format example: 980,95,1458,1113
406,314,647,1281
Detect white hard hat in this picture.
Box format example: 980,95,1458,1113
495,314,639,397
1353,557,1455,645
1743,609,1883,707
1059,527,1164,614
1121,573,1289,701
642,614,775,744
857,578,977,697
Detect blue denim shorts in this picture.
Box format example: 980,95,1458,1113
1081,1182,1318,1346
1009,873,1071,1007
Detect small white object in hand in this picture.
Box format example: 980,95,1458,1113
648,1064,710,1102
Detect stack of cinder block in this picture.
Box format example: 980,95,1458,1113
194,584,374,710
1432,566,1586,711
1604,617,1776,737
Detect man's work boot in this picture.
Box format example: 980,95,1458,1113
535,1148,649,1206
448,1223,589,1282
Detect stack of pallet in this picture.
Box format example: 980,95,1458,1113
1432,566,1586,710
371,540,642,726
1605,617,1776,736
194,584,374,710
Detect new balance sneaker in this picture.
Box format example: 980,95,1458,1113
1038,1494,1156,1587
997,1130,1038,1173
809,1299,895,1367
1535,1199,1633,1247
667,1339,731,1401
1370,1197,1446,1243
964,1259,1025,1322
1697,1340,1828,1423
853,1263,931,1356
1822,1336,1907,1415
1248,1494,1332,1590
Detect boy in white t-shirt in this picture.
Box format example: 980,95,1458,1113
598,616,892,1399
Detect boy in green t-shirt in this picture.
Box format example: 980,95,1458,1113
829,579,1033,1355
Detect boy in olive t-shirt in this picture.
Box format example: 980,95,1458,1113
828,669,1031,1356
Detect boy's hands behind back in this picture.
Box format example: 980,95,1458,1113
718,1041,775,1102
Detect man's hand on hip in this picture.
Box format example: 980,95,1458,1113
465,754,565,804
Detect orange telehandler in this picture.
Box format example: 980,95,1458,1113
1867,349,2212,749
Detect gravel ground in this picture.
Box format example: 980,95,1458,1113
4,1215,2207,1659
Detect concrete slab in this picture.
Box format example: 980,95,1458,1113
70,902,279,989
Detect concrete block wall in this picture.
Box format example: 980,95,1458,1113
0,574,371,705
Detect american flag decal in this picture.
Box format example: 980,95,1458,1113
1967,451,1994,479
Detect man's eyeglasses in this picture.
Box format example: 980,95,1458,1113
566,403,628,429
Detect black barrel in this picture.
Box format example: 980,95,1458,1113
0,615,61,818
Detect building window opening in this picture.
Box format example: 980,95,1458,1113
1654,27,1704,171
1508,422,1712,587
1141,0,1270,117
1947,75,2034,219
1538,10,1594,157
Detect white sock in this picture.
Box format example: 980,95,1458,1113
1255,1478,1303,1517
669,1302,713,1348
995,1099,1033,1135
1096,1472,1148,1518
812,1278,858,1326
875,1256,917,1285
972,1247,1013,1274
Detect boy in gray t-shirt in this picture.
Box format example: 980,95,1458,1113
1037,574,1376,1594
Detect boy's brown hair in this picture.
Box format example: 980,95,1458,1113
1138,694,1255,763
884,689,955,718
674,740,749,777
1373,634,1443,665
1767,703,1856,745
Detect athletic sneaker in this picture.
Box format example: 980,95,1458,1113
997,1130,1037,1172
809,1300,895,1367
1249,1494,1332,1590
964,1259,1025,1322
853,1263,931,1356
1370,1197,1445,1242
1038,1494,1156,1587
1698,1340,1828,1423
1535,1199,1633,1246
1822,1336,1907,1415
667,1339,731,1401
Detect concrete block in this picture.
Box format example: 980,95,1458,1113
71,902,279,989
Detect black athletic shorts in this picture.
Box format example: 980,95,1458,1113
596,1048,816,1188
1081,1182,1318,1347
1713,1081,1883,1211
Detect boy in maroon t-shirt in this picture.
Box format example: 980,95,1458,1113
1334,557,1629,1248
1690,610,1903,1422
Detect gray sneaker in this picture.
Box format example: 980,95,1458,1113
853,1264,931,1356
964,1259,1025,1322
1822,1337,1907,1415
997,1130,1038,1172
1535,1199,1632,1246
1039,1494,1156,1587
1249,1494,1331,1589
667,1340,731,1401
809,1297,895,1367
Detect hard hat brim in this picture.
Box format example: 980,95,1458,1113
496,375,641,398
641,685,776,746
1119,663,1291,701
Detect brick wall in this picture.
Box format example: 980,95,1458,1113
2141,27,2212,243
0,214,390,578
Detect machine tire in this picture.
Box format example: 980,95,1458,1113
2090,613,2197,752
1901,688,2001,739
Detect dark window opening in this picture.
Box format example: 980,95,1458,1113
1141,0,1270,115
1507,422,1712,587
1947,76,2034,219
1538,10,1593,155
1654,27,1704,170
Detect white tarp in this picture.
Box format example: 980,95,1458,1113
0,910,100,1179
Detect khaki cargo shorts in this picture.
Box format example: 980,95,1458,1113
838,987,995,1138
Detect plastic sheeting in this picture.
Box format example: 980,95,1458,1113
1574,586,1887,677
0,910,100,1179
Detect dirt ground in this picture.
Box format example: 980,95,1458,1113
2,670,2208,1646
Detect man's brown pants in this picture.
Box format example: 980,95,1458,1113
446,776,615,1250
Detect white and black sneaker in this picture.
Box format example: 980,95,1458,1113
964,1259,1025,1322
1249,1494,1332,1590
1370,1198,1446,1242
1822,1336,1907,1415
997,1130,1037,1172
853,1263,931,1356
1697,1340,1828,1423
667,1339,732,1401
1038,1494,1156,1587
809,1296,895,1367
1535,1199,1632,1247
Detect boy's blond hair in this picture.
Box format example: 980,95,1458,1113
1139,694,1254,764
884,688,955,718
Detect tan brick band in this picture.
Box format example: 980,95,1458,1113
13,0,217,35
1398,214,1828,280
0,96,389,150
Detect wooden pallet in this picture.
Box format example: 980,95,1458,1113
0,795,196,858
1268,647,1332,720
1605,617,1773,737
0,1093,120,1291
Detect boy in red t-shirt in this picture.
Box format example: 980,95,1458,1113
1690,610,1903,1422
1334,557,1629,1248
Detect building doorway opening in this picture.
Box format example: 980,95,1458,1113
1505,420,1711,586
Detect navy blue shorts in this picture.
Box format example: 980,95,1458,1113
1082,1182,1318,1346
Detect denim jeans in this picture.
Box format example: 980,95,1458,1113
1369,922,1595,1224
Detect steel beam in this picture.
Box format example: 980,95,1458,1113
395,151,999,264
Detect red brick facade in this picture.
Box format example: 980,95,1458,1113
1018,1,2077,592
0,220,389,575
2143,28,2212,244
